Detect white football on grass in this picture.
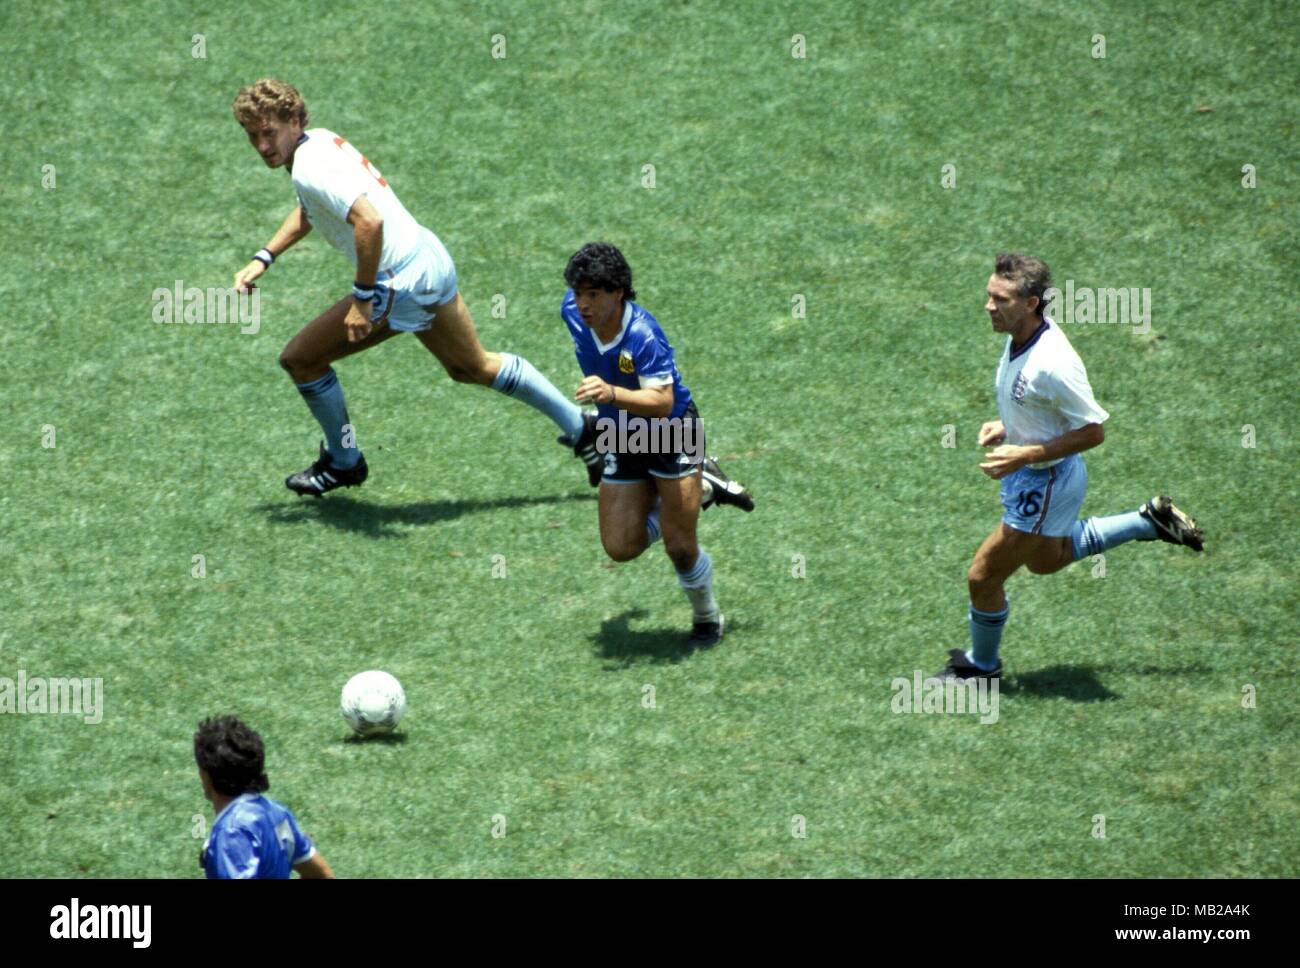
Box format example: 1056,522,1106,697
341,670,406,736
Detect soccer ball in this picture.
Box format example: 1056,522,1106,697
340,670,406,736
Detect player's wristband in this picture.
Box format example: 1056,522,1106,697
252,248,275,268
352,282,376,302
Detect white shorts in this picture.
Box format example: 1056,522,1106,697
1000,453,1087,537
372,228,458,333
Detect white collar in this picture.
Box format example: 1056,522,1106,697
591,301,632,354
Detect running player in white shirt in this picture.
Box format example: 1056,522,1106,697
229,79,602,496
932,253,1204,682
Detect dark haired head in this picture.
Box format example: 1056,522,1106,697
194,716,270,797
564,242,636,302
994,252,1052,316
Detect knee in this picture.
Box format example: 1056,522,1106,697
602,537,643,563
279,346,317,382
967,564,1000,598
278,347,301,376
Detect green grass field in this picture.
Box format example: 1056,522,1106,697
3,0,1297,877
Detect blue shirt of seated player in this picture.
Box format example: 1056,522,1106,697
562,288,693,422
201,792,316,879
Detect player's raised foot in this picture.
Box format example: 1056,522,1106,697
561,410,603,487
285,443,368,498
1138,495,1204,551
689,613,725,647
927,648,1002,684
700,457,754,512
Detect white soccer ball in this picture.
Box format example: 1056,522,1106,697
340,670,406,736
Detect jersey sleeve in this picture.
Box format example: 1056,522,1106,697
209,826,262,879
1047,356,1110,429
630,327,674,388
296,144,371,224
281,811,315,866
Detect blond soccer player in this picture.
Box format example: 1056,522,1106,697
230,79,602,496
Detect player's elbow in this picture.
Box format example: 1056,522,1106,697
653,388,674,418
1087,422,1105,447
294,853,334,879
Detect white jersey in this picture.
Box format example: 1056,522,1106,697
290,128,424,272
994,317,1109,468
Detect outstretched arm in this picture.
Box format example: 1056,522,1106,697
233,205,313,292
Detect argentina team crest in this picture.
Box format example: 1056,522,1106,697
618,349,635,374
1012,372,1029,404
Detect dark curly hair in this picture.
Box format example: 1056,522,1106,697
194,716,270,797
564,242,636,302
994,252,1052,317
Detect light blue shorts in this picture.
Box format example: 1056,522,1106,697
372,228,458,333
1000,453,1087,537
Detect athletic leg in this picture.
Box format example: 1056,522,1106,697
415,294,585,440
1073,498,1204,556
598,480,657,562
279,296,400,384
957,523,1072,674
657,471,722,643
279,296,399,482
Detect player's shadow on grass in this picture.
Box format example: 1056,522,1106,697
258,492,596,538
1001,665,1121,702
592,608,719,667
1003,661,1217,702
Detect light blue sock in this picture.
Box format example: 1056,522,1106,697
1071,511,1156,560
295,369,360,469
491,353,585,440
967,601,1009,671
645,500,662,546
676,549,719,622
